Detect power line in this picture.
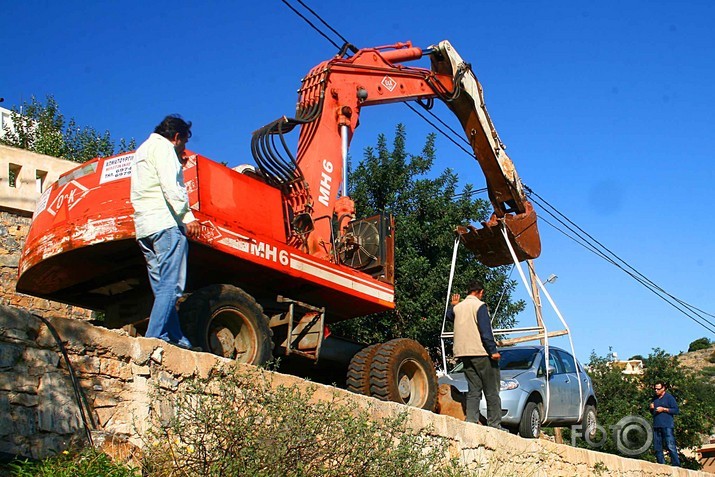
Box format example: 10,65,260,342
280,0,714,336
527,188,715,334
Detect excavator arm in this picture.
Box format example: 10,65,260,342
251,40,540,268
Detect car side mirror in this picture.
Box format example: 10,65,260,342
539,365,556,377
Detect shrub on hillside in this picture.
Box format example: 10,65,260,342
141,366,473,477
688,337,712,352
6,448,139,477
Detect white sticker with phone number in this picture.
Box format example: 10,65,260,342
100,153,134,183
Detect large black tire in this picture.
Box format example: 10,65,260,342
346,344,381,396
579,404,597,440
179,284,273,365
369,338,438,411
518,400,542,438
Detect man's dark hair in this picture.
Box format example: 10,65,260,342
154,114,192,141
655,381,667,389
467,280,485,294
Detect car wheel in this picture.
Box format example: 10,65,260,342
518,401,542,438
580,404,597,439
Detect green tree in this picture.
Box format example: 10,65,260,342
687,337,712,352
573,348,715,470
0,95,135,163
332,124,524,357
641,348,713,468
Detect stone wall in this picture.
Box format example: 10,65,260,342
0,211,93,321
0,304,707,476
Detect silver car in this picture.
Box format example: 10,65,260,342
438,345,597,438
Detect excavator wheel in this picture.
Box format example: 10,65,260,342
346,343,381,396
369,338,438,411
179,284,273,365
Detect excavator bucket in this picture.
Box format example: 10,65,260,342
456,201,541,267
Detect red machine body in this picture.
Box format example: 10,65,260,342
17,152,395,324
16,40,540,411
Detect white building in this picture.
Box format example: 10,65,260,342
0,106,15,140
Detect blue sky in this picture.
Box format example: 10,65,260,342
2,1,714,363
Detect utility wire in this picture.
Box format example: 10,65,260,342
280,0,714,335
527,190,715,334
280,0,342,51
294,0,356,51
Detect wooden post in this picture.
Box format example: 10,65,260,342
527,260,545,345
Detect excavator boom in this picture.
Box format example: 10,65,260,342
253,40,540,267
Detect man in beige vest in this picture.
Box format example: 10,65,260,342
451,280,502,427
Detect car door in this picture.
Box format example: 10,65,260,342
540,350,570,418
553,349,582,419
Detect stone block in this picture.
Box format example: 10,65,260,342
95,406,117,427
0,342,23,368
0,304,42,335
131,363,150,377
0,326,34,343
0,372,38,393
94,393,120,408
9,392,39,407
22,347,60,369
0,438,29,460
10,404,38,436
150,346,164,364
67,354,101,375
156,370,179,391
37,372,81,434
99,357,132,380
0,254,19,267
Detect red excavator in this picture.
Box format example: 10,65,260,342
17,40,540,411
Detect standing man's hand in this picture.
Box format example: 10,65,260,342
185,220,200,237
490,352,500,361
451,293,461,306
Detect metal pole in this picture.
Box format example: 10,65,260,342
340,125,349,196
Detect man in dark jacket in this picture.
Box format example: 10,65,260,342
649,381,680,467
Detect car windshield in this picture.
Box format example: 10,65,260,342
448,348,539,373
498,348,539,370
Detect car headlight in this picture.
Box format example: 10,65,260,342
500,379,519,391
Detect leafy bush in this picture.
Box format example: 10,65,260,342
6,448,139,477
688,337,712,352
709,350,715,364
141,366,472,477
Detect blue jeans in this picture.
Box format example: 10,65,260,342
138,226,192,347
653,427,680,466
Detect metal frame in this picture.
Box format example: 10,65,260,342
439,222,586,422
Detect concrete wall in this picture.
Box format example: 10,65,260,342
0,305,706,476
0,144,79,215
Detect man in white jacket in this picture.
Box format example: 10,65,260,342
130,115,200,349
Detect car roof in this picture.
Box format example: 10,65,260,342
500,345,572,354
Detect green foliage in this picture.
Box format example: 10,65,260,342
688,337,712,352
569,348,715,470
0,95,135,163
6,448,139,477
333,124,524,356
141,366,473,477
709,350,715,364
